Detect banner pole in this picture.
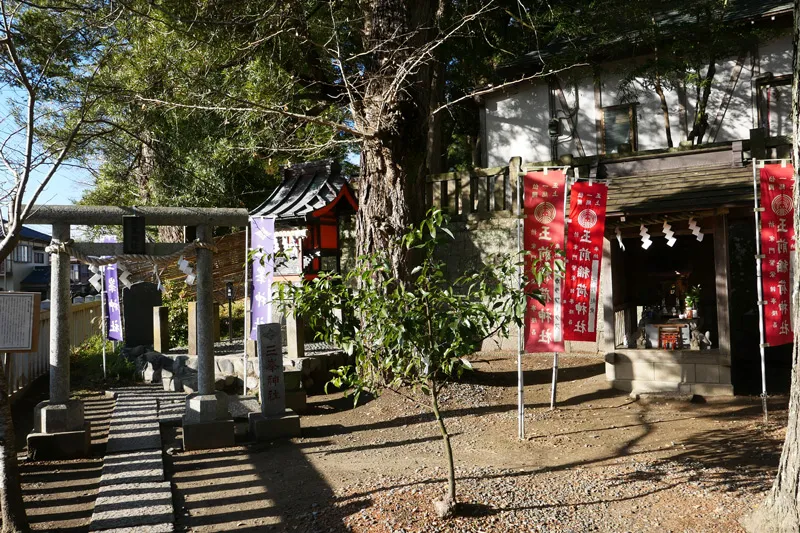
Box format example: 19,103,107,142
753,159,769,423
517,165,525,440
100,267,107,379
243,223,250,396
550,169,571,410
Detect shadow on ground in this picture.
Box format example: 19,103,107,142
166,440,370,532
17,386,114,532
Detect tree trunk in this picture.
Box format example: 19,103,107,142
689,57,716,145
654,79,674,148
0,360,29,533
430,382,457,509
356,0,441,280
741,2,800,530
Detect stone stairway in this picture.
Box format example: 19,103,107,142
89,386,184,532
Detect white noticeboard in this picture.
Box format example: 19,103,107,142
0,292,40,352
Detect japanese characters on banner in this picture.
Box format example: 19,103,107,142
759,163,796,347
563,182,608,342
524,170,566,353
250,217,275,340
104,263,123,341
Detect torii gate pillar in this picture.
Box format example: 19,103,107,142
182,224,235,450
28,222,90,460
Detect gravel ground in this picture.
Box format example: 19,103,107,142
165,353,786,532
14,353,787,532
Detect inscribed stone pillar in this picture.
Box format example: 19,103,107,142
249,322,300,440
49,223,71,404
257,323,285,415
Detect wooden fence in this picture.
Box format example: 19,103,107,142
426,158,523,217
3,300,101,402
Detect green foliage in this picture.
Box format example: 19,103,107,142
162,279,191,347
281,208,537,403
685,284,702,307
70,335,136,390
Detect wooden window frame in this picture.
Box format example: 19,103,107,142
756,74,792,136
601,103,638,154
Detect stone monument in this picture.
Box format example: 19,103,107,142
122,282,162,347
249,323,301,440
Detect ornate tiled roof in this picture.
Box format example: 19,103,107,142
250,160,355,223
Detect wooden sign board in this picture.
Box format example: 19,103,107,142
0,292,41,352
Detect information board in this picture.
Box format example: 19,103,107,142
0,292,41,352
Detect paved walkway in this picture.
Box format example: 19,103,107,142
89,386,184,533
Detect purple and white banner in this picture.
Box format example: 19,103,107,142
250,217,275,340
104,263,123,341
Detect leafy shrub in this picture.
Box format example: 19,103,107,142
70,335,136,390
162,278,190,347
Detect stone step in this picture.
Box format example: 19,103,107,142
100,450,164,486
89,481,173,532
106,398,161,453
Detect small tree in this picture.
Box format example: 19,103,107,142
283,209,539,518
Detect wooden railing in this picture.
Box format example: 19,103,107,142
3,300,101,402
426,157,522,217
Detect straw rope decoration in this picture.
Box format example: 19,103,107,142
44,239,218,268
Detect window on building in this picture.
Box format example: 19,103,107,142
603,104,638,154
70,264,80,282
12,243,31,263
757,75,791,137
33,250,45,264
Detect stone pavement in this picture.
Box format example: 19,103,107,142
89,385,184,532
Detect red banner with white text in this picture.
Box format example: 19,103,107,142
760,163,796,347
524,170,566,353
563,181,608,342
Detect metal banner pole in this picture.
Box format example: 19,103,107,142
100,267,107,379
753,159,769,423
550,169,571,410
517,164,525,440
243,223,250,396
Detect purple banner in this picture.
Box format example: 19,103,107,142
104,263,123,341
100,235,123,341
250,217,275,340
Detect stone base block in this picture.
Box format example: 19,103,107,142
34,399,85,434
285,389,307,413
184,392,229,424
182,419,235,451
249,410,301,441
27,423,91,460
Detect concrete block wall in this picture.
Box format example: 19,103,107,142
608,349,733,396
341,212,608,354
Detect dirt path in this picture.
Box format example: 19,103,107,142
162,353,786,533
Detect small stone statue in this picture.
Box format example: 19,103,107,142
690,329,712,350
635,327,648,349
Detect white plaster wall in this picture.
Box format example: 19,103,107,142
760,34,794,76
483,33,792,164
484,82,551,167
552,75,599,158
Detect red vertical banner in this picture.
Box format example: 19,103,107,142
760,163,795,347
524,170,566,353
563,181,608,342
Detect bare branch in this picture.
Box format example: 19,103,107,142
431,64,589,116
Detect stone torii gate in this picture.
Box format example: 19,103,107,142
23,205,249,457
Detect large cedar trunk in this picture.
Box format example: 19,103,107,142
0,361,29,533
741,2,800,530
355,0,441,280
